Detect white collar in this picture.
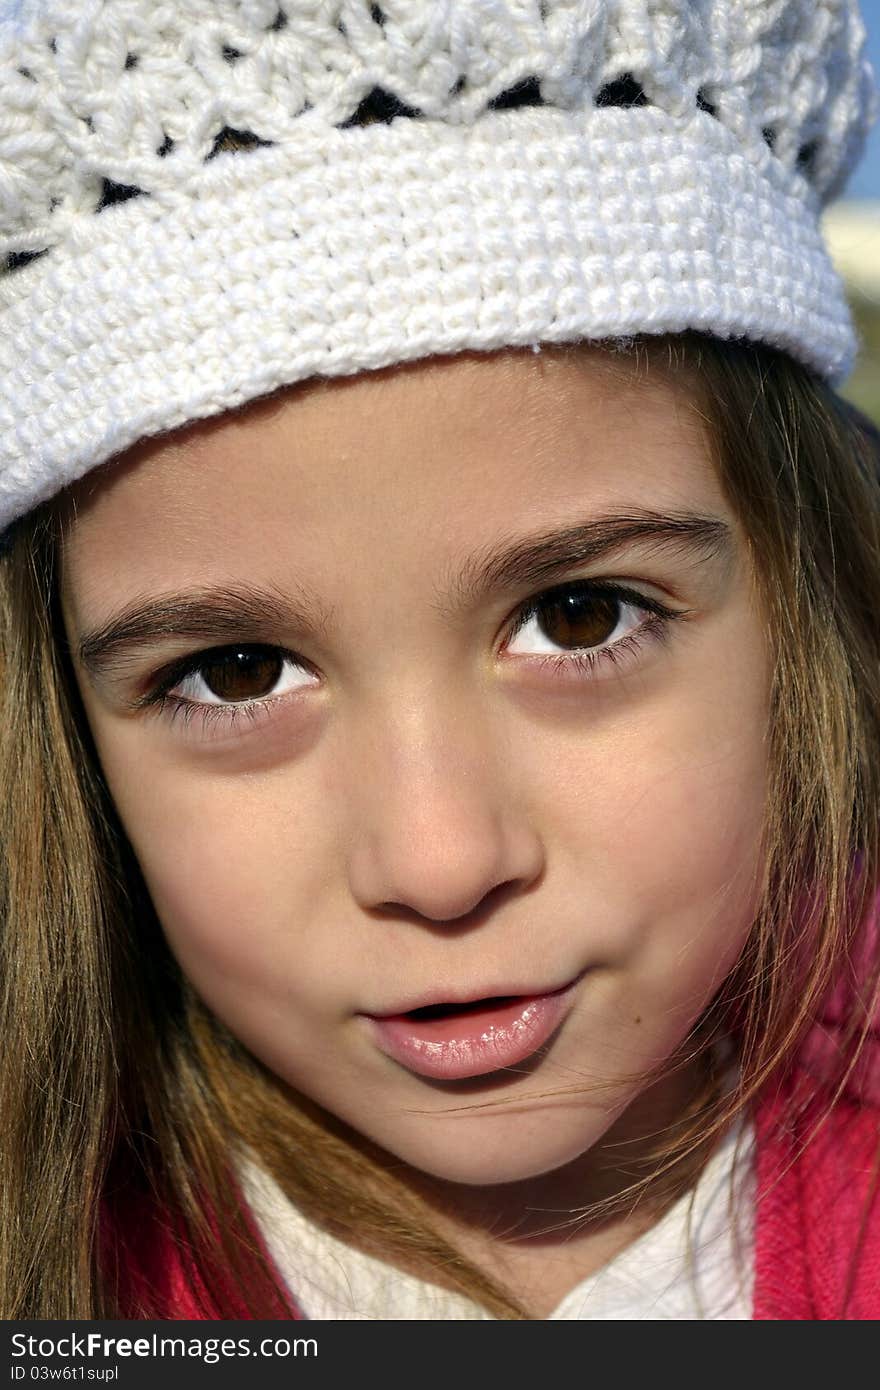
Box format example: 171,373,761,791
237,1119,754,1320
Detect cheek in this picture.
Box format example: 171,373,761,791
99,758,334,1009
642,663,767,903
532,621,769,1000
612,703,767,913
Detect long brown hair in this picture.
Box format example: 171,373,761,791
1,331,879,1318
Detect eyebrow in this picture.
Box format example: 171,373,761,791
438,508,734,622
74,508,734,683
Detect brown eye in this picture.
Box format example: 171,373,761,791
505,582,664,672
157,643,317,717
194,648,285,702
533,589,621,650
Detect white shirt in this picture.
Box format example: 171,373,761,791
237,1119,755,1319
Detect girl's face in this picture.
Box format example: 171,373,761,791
59,346,770,1193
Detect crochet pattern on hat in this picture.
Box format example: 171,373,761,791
0,1,876,537
0,0,875,272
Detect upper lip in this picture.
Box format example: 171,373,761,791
365,970,584,1019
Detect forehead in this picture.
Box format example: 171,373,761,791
59,345,722,595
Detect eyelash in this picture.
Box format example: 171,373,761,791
140,580,689,737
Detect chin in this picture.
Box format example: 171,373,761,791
373,1105,617,1189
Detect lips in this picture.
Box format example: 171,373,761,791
362,974,584,1081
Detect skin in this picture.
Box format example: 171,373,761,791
59,344,771,1315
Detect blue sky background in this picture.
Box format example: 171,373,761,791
848,0,880,198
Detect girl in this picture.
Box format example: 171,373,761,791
0,0,879,1321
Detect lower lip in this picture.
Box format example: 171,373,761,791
364,976,583,1081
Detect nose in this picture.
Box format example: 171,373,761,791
344,697,545,927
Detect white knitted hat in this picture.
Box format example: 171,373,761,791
0,1,876,538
